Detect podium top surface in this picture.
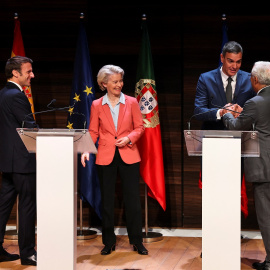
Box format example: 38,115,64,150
17,128,97,154
184,130,260,157
18,128,85,135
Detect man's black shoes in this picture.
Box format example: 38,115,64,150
0,246,20,262
21,253,37,266
252,260,270,270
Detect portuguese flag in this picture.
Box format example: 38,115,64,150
135,15,166,211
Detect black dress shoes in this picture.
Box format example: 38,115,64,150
101,244,116,255
0,246,20,262
259,266,270,270
252,260,270,270
133,243,148,255
21,253,37,266
252,260,266,269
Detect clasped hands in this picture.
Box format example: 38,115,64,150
81,136,131,167
220,103,243,118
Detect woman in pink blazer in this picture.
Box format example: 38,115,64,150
81,65,147,255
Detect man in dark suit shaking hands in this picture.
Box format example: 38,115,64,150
194,41,255,129
223,61,270,270
0,56,37,266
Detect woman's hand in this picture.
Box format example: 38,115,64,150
115,136,130,148
81,152,90,167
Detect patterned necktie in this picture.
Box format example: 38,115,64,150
226,77,233,103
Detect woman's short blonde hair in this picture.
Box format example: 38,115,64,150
97,64,124,91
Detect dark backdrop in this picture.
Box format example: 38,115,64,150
0,2,269,230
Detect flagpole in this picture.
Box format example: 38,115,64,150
75,12,97,240
77,197,97,240
136,13,163,243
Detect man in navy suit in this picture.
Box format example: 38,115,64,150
194,41,255,129
0,56,37,266
194,42,255,252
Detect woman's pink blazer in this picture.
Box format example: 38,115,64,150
89,94,145,165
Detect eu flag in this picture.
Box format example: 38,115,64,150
67,18,101,219
219,14,228,67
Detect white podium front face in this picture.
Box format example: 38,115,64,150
36,136,77,270
202,138,241,270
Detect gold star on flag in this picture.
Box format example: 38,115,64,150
68,107,74,116
73,93,81,102
67,121,73,129
84,86,93,96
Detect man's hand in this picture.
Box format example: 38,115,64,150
220,103,243,118
232,104,243,118
219,103,232,117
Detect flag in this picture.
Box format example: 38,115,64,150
135,16,166,211
241,174,248,218
198,170,248,218
11,16,35,115
67,18,101,219
219,14,228,67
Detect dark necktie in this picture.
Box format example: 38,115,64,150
226,77,233,103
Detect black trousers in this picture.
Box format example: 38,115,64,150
0,172,36,258
97,148,143,246
253,182,270,261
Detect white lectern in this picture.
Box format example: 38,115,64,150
184,130,260,270
17,128,97,270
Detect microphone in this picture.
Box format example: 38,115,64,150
22,100,79,128
187,108,220,130
210,99,255,131
47,99,57,109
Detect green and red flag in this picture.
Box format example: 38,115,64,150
135,16,166,211
11,15,35,116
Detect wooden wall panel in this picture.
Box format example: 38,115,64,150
0,3,269,230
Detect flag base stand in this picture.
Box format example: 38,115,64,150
77,199,97,240
142,231,163,243
4,230,18,240
77,229,97,240
143,185,163,243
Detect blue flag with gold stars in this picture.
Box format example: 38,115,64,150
219,15,228,67
67,19,101,219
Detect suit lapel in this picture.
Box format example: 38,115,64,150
233,70,242,102
101,98,116,133
214,69,227,104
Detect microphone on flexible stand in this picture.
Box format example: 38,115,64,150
22,99,79,128
47,99,57,109
187,107,225,130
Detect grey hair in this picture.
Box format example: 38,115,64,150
97,65,124,91
222,41,243,56
251,61,270,85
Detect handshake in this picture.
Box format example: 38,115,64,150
220,103,243,118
